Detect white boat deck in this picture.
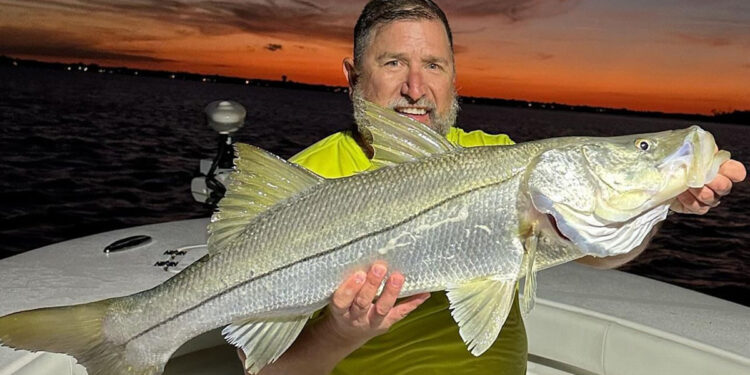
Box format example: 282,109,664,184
525,265,750,374
0,218,747,374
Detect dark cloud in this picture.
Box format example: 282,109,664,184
535,52,554,60
184,1,354,42
672,32,732,47
291,0,328,12
207,63,235,68
2,0,580,47
453,44,469,55
265,43,283,52
442,0,582,22
453,26,488,35
3,0,358,43
0,26,173,63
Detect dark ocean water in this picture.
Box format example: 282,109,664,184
1,66,748,306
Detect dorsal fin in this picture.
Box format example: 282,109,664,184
207,143,323,255
356,99,458,169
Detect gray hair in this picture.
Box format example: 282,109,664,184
353,0,454,69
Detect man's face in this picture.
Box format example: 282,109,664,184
347,19,458,135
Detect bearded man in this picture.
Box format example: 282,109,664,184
239,1,746,374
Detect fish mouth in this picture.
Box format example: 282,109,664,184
658,139,693,171
655,127,729,201
683,127,729,189
656,138,694,194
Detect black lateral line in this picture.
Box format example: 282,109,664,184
130,176,516,341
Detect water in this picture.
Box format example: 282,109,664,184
1,66,748,306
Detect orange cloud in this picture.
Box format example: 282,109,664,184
1,0,747,114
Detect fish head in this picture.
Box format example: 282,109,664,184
582,125,728,220
527,125,730,257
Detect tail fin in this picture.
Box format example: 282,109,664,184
0,300,160,375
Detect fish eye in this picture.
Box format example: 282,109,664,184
635,139,651,151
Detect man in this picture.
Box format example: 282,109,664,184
240,1,747,374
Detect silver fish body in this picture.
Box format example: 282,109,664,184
108,142,543,365
0,101,730,375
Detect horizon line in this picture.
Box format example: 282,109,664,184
2,54,748,122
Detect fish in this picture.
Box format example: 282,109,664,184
0,100,730,375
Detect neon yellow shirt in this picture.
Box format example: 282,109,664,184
289,127,526,375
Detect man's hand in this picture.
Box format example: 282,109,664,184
579,159,745,270
239,263,430,375
671,159,746,214
323,262,431,346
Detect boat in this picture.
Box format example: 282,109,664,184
1,102,747,375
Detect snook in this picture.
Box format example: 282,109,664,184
0,101,730,375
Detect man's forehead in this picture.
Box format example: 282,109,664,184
370,19,450,44
367,19,452,54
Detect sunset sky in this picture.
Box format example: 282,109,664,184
1,0,748,114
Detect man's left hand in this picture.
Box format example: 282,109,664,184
671,159,746,214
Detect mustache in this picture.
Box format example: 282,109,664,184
387,96,437,112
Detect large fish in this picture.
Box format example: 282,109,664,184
0,101,730,375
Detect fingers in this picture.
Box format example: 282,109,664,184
703,159,748,201
719,159,747,183
687,172,731,207
330,270,366,315
350,263,387,319
384,293,431,326
370,272,404,325
324,263,427,343
705,174,732,197
700,159,747,201
675,191,710,215
673,159,746,215
687,186,719,207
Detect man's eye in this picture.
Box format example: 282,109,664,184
385,60,399,67
427,63,440,70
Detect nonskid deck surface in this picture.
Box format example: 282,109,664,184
0,219,748,374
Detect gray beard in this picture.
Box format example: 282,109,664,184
351,85,459,137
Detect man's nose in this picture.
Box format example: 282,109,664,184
401,68,425,102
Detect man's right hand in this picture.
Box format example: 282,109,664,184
241,262,430,375
322,262,431,346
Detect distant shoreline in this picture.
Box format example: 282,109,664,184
2,55,748,125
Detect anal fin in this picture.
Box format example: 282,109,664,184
446,278,516,356
222,315,311,374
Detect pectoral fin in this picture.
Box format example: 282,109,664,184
356,99,458,169
222,315,311,374
446,278,516,356
521,234,539,316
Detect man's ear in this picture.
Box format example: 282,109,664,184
342,57,357,99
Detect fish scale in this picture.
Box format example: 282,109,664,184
109,145,538,361
0,101,729,375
